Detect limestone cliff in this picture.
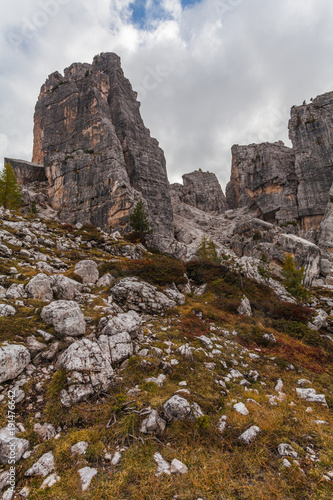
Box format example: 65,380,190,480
225,141,297,224
289,91,333,231
170,170,227,214
32,53,174,237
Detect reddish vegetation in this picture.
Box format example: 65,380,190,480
178,314,211,339
268,334,333,374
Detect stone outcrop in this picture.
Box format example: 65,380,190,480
5,158,47,185
171,171,227,214
225,141,298,224
289,92,333,231
31,52,173,238
230,218,321,285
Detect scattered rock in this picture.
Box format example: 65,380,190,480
51,275,83,301
296,388,327,405
57,338,114,404
237,296,252,316
233,402,249,416
163,395,204,422
170,458,188,474
40,473,61,489
140,410,166,435
74,260,99,284
111,451,122,466
100,310,141,338
71,441,89,456
0,304,16,317
154,452,171,476
111,278,176,314
41,300,86,337
278,443,299,459
0,243,12,258
25,273,53,302
0,426,30,466
78,466,97,492
25,451,55,477
33,423,56,441
238,426,261,444
0,344,31,383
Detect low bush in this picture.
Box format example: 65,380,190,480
178,314,210,339
272,319,322,346
128,255,187,286
74,224,105,243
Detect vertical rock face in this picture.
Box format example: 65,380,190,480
319,184,333,251
225,141,297,223
170,171,227,214
32,53,173,237
288,92,333,231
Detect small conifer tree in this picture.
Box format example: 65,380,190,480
129,199,153,241
197,235,220,264
0,163,22,209
281,254,311,303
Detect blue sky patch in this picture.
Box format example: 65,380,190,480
181,0,202,7
130,1,202,29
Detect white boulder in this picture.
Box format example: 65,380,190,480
0,344,31,383
41,300,86,337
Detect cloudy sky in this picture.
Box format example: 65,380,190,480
1,0,333,189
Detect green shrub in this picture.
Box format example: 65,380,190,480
272,319,321,346
128,255,187,286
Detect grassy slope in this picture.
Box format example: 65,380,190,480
0,213,332,500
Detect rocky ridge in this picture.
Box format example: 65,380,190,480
29,53,174,240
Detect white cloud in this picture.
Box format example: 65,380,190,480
1,0,333,188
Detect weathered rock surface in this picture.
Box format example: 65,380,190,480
226,141,297,224
163,395,204,421
26,274,53,302
140,410,166,435
32,53,173,238
74,260,99,284
238,425,261,444
40,300,86,337
50,275,83,301
0,304,16,317
170,171,227,214
0,344,31,383
5,158,47,185
230,218,321,285
33,423,56,442
289,92,333,231
319,183,333,251
100,310,141,338
25,452,55,477
0,426,30,465
111,278,176,314
78,466,97,492
57,334,132,403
